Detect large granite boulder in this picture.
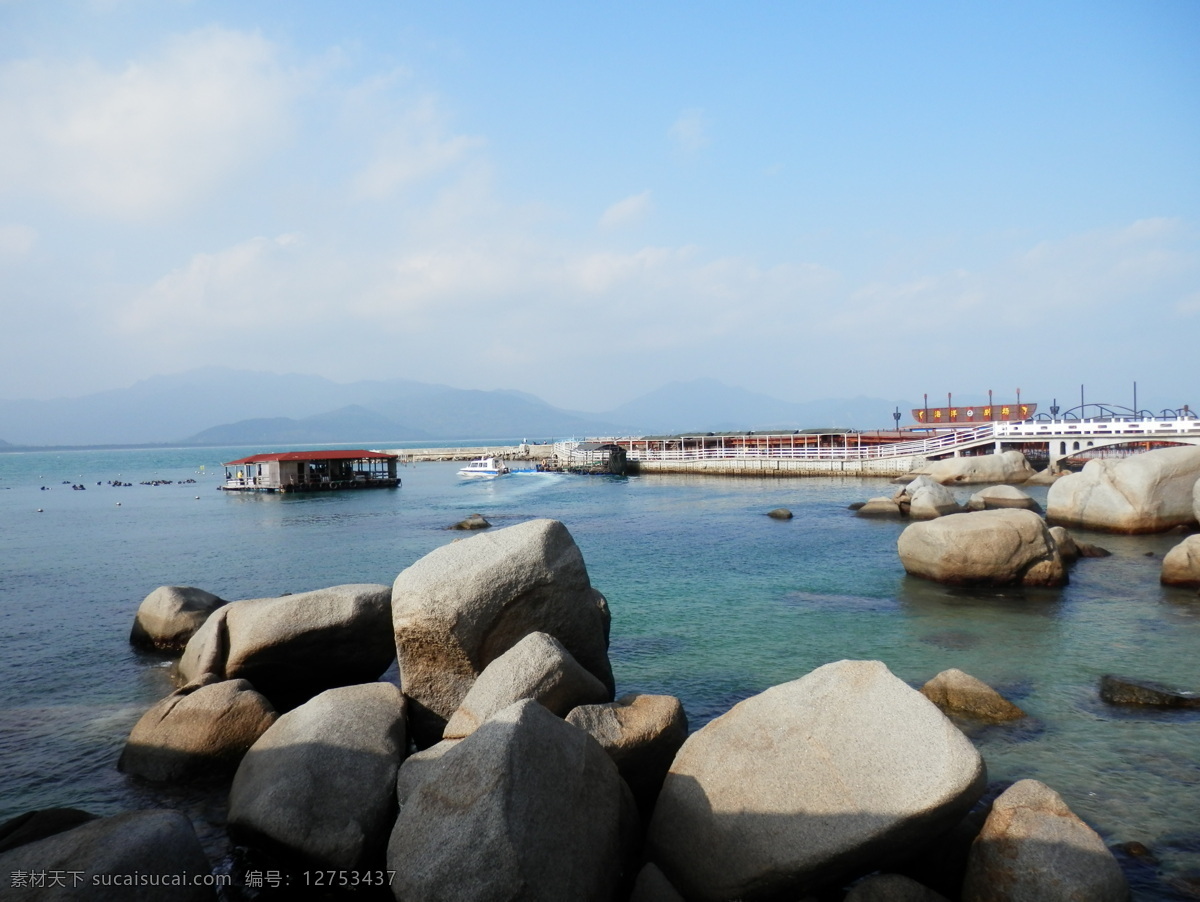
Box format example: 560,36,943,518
629,863,686,902
0,809,214,900
118,676,277,782
1047,445,1200,533
966,485,1042,513
915,451,1036,486
567,693,689,818
898,509,1066,587
1195,474,1200,523
177,584,394,709
443,631,610,740
228,682,406,870
646,660,986,901
392,519,614,745
845,873,951,902
130,586,226,652
1162,534,1200,587
919,669,1025,722
388,699,636,902
0,809,97,854
896,476,961,520
961,779,1129,902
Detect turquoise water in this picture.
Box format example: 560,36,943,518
1,447,1198,897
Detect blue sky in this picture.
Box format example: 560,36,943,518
1,0,1197,412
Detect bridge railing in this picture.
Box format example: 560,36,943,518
586,424,998,462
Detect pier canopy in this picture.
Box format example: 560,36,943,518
221,450,399,493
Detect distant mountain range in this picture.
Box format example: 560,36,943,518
0,368,913,447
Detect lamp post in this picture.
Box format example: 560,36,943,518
892,407,901,433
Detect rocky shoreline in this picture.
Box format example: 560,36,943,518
3,446,1199,900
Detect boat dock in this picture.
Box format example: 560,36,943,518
384,444,555,463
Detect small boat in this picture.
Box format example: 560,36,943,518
458,457,510,478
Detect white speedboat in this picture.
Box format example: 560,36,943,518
458,457,510,478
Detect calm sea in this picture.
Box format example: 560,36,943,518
1,446,1198,898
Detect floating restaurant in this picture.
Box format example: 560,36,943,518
219,450,400,493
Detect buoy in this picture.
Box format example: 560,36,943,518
116,502,121,506
36,508,43,513
195,496,200,500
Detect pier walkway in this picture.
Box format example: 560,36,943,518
570,415,1200,477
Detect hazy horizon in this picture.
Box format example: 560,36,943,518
2,2,1197,410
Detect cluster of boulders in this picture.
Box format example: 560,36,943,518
0,517,1143,901
859,447,1200,590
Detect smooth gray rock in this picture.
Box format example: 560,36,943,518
966,485,1042,513
1047,445,1200,533
895,476,961,520
898,509,1066,587
629,862,686,902
119,676,277,782
0,809,97,854
229,682,406,870
444,632,610,739
0,810,214,900
567,693,688,818
130,586,226,652
767,508,793,520
1195,474,1200,525
856,496,903,517
647,660,986,901
846,873,951,902
920,669,1025,722
915,451,1036,486
388,699,635,902
1162,534,1200,587
178,584,394,709
962,779,1130,902
392,519,614,744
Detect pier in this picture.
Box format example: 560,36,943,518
567,413,1200,478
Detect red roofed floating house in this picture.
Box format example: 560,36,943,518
220,450,400,493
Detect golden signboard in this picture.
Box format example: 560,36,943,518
911,404,1036,424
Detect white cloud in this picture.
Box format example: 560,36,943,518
0,27,294,219
349,92,485,200
670,107,710,153
0,224,37,260
598,190,652,230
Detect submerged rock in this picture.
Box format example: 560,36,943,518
1047,445,1200,533
646,660,986,901
1048,526,1112,562
919,669,1025,722
962,779,1129,902
767,508,793,520
1100,674,1200,708
898,509,1066,587
452,513,492,530
392,519,614,745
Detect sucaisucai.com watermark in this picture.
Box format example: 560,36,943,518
8,870,231,888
